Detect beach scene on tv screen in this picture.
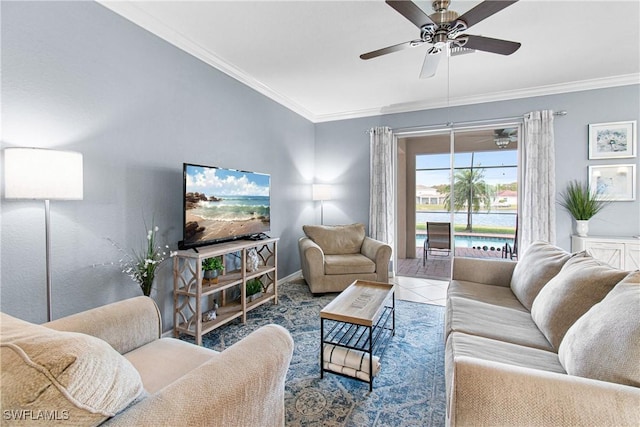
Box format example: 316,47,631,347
185,165,270,244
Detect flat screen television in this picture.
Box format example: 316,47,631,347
180,163,270,249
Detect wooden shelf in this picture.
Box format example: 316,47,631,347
246,291,276,310
173,238,279,345
176,303,244,335
175,271,243,296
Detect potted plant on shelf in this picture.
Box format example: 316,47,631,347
559,179,610,237
246,278,263,302
202,257,224,283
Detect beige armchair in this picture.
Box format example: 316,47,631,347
298,223,392,294
1,296,293,426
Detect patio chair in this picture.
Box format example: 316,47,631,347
423,222,452,266
502,216,519,260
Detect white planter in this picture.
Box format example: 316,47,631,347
248,292,262,302
575,220,589,237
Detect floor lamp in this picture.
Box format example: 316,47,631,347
4,148,84,321
312,184,332,225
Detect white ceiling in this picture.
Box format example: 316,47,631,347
99,0,640,123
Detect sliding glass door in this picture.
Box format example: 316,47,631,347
412,125,519,267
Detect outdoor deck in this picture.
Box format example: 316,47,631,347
397,246,505,280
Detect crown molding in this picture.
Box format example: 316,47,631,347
313,74,640,123
97,2,638,124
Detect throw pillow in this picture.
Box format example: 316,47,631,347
558,271,640,387
0,313,144,425
510,241,572,310
530,254,629,349
303,223,366,255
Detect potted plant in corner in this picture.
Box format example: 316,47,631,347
559,179,610,237
202,257,224,284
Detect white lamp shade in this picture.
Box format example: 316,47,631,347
312,184,332,201
4,148,83,200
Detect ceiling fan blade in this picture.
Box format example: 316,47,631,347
458,0,519,29
463,34,521,55
420,49,442,79
360,40,422,60
386,0,434,29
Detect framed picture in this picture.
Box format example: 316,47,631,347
589,164,636,201
588,121,636,159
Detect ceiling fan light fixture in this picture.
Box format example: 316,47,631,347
494,137,511,149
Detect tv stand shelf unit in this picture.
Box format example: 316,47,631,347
172,237,278,345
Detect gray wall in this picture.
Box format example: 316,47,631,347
315,86,640,252
1,1,315,327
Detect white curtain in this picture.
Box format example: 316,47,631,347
521,110,556,253
369,126,394,251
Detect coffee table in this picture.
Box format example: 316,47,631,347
320,280,395,390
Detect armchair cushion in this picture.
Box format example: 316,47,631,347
124,338,218,394
0,313,143,425
324,254,376,275
558,271,640,387
303,223,365,255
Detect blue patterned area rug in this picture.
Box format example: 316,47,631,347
180,280,446,426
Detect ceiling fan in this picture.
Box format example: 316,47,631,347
361,0,521,78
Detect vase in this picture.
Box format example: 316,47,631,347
141,274,154,297
575,220,589,237
204,269,219,284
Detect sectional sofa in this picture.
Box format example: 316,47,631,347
445,241,640,426
1,296,293,426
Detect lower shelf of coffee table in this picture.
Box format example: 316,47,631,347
322,306,394,354
321,304,394,391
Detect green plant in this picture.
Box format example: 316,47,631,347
110,220,175,297
558,180,610,220
202,257,224,272
246,278,262,296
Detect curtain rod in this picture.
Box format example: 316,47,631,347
367,110,567,135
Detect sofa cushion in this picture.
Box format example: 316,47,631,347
446,332,565,385
509,241,572,310
125,338,218,394
448,280,528,312
324,254,376,275
303,223,365,255
0,313,143,425
446,296,554,351
531,254,629,350
558,271,640,387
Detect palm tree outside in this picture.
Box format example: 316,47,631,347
443,154,492,231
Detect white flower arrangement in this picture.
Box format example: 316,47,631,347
109,222,176,296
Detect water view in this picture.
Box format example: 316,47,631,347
416,210,517,248
417,210,517,228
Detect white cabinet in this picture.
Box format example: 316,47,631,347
572,235,640,270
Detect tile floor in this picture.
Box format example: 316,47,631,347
391,275,449,306
393,247,506,306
